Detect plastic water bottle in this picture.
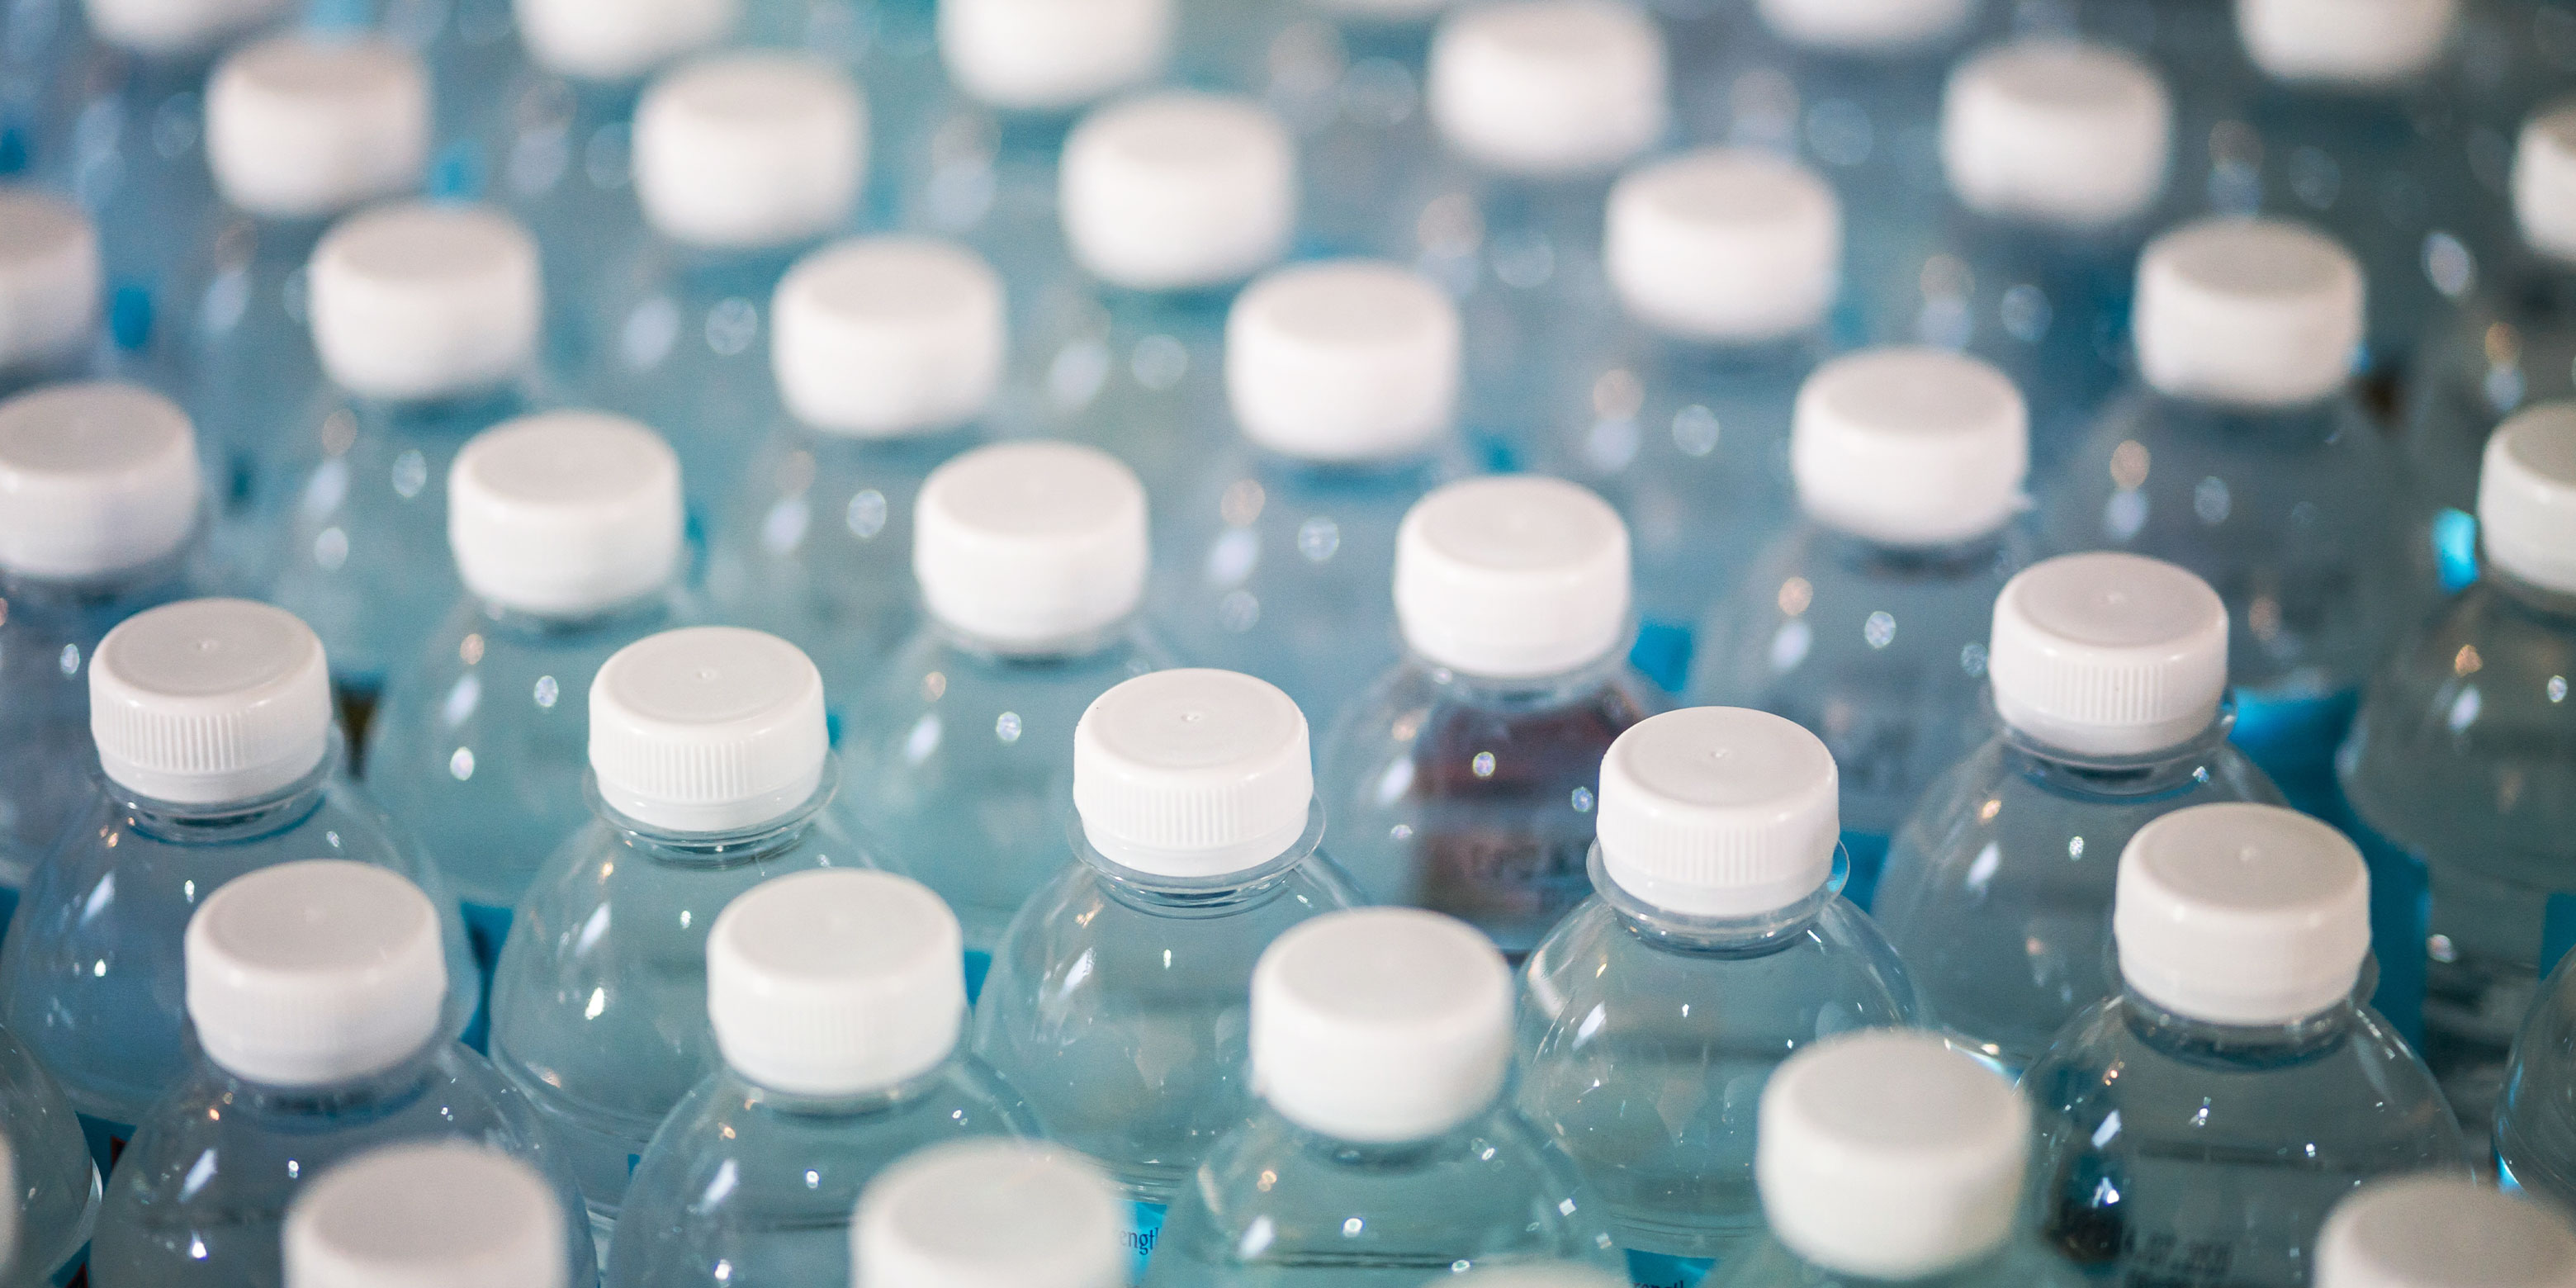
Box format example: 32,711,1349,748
704,236,1006,690
362,411,689,976
1519,707,1919,1286
849,1139,1128,1288
1319,475,1660,954
1148,260,1469,733
1872,552,2285,1076
2501,951,2576,1210
87,860,594,1288
1708,1030,2081,1288
608,869,1033,1288
0,190,104,396
0,599,477,1157
974,668,1364,1275
1267,0,1447,262
2315,1175,2576,1288
0,1020,100,1286
1144,907,1621,1282
263,201,543,698
487,625,874,1252
2022,803,2469,1288
0,382,200,930
2342,404,2576,1134
839,441,1167,966
1542,146,1840,689
1688,347,2029,907
283,1140,575,1288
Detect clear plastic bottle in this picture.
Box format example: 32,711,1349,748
2314,1174,2576,1288
487,626,876,1252
362,411,690,974
1148,260,1470,734
1688,346,2030,907
975,668,1365,1275
608,869,1034,1288
849,1139,1129,1288
2500,951,2576,1210
1144,907,1622,1283
1520,707,1920,1285
1872,552,2285,1076
0,191,105,398
0,1020,100,1287
1707,1030,2083,1288
87,860,594,1288
2023,804,2469,1288
1318,475,1661,954
262,201,544,698
0,599,477,1156
838,442,1168,968
1272,0,1447,263
283,1139,577,1288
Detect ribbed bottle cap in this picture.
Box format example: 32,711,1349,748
1943,40,2171,230
1595,708,1839,918
0,190,99,373
2318,1176,2576,1288
1757,1030,2030,1280
1251,907,1513,1142
1606,147,1840,343
285,1143,567,1288
2517,103,2576,265
91,599,331,804
2237,0,2456,84
185,860,446,1087
634,54,865,251
1791,348,2027,547
2479,404,2576,596
707,869,964,1098
206,36,428,220
1074,669,1313,878
2133,216,2361,408
1226,260,1461,462
309,202,541,402
447,412,683,617
912,442,1149,651
1989,553,2229,758
853,1141,1128,1288
588,627,829,834
938,0,1173,112
1427,0,1667,178
83,0,288,57
0,382,200,581
1060,92,1295,291
512,0,738,81
773,237,1006,438
2114,803,2370,1025
1394,476,1631,680
1756,0,1972,53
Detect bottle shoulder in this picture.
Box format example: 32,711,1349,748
1320,661,1663,788
1523,896,1920,1038
1709,1234,2090,1288
1187,1105,1601,1230
632,1058,1035,1187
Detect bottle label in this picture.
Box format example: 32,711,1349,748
1128,1200,1167,1280
1625,1248,1716,1288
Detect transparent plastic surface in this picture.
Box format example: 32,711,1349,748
2397,260,2576,601
1704,1234,2088,1288
45,47,227,345
2499,949,2576,1210
1268,16,1438,263
492,77,659,358
1018,280,1235,500
0,1020,98,1288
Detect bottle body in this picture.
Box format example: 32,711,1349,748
1018,279,1236,500
2395,263,2576,599
1707,1234,2089,1288
2498,949,2576,1209
1279,15,1439,262
46,47,227,338
0,1020,100,1288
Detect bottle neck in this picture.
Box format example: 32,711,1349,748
2118,989,2354,1064
927,615,1143,668
582,759,840,870
1805,523,2015,580
2481,563,2576,625
211,1036,444,1120
1589,845,1836,957
111,735,342,846
0,546,193,616
1995,702,2241,801
1069,798,1331,918
730,1051,965,1120
467,585,681,643
1405,644,1636,713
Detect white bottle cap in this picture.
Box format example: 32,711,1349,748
447,411,683,618
1074,669,1313,878
635,54,866,252
309,202,541,403
772,237,1006,438
284,1143,568,1288
2237,0,2457,85
1790,347,2028,547
1251,907,1513,1142
1756,0,1973,54
1757,1030,2030,1281
2114,803,2370,1026
2516,102,2576,266
1226,260,1461,462
588,627,830,834
938,0,1174,112
2479,404,2576,596
2318,1175,2576,1288
853,1140,1128,1288
0,189,100,373
1394,476,1631,680
1595,707,1840,918
0,382,200,581
1060,92,1295,292
912,442,1149,652
184,860,447,1087
511,0,739,82
90,599,332,805
1605,148,1840,343
1427,0,1668,178
2133,216,2362,409
1942,40,2171,230
82,0,289,57
706,869,965,1098
1988,552,2230,758
206,37,429,221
